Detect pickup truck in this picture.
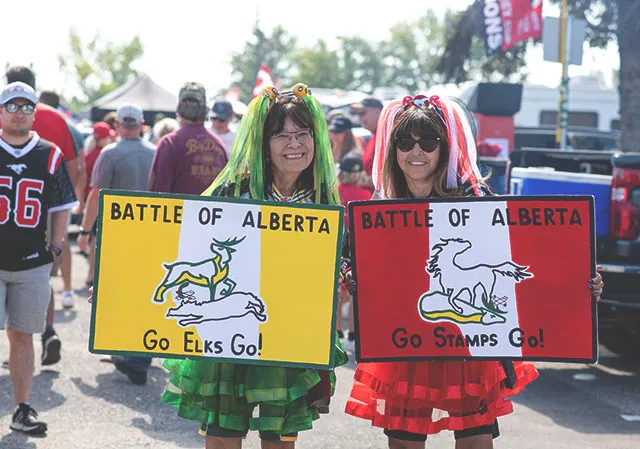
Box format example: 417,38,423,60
480,148,640,358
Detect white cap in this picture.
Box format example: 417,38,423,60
0,82,37,106
116,104,144,125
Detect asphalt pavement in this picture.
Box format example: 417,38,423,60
1,246,639,448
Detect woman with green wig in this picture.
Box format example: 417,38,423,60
160,84,348,448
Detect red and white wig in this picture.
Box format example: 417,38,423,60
371,95,483,198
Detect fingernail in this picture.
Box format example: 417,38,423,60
589,285,594,290
589,279,594,284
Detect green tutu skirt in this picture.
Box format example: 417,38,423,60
161,340,348,435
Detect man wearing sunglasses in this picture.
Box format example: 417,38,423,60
0,82,78,435
6,66,83,369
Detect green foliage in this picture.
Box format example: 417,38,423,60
58,29,143,111
289,40,341,89
438,1,530,83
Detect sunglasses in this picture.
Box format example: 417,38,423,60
396,136,440,153
3,102,35,115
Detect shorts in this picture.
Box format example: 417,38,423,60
384,420,500,442
204,424,298,442
0,264,53,334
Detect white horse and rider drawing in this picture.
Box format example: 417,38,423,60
419,238,533,326
151,236,268,327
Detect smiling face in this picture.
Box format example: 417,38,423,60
383,106,449,198
396,133,441,185
269,117,315,179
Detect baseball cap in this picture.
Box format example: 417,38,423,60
0,82,38,106
116,104,144,125
179,82,207,106
328,116,353,133
351,96,383,112
340,155,364,173
93,121,116,139
211,100,234,121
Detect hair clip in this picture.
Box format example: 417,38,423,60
262,86,279,101
402,94,447,125
293,83,310,98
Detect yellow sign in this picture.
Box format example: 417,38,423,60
89,190,344,369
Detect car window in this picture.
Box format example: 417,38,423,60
514,132,557,150
569,134,618,151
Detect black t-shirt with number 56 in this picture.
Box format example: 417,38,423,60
0,132,78,271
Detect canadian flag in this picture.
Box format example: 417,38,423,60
252,64,275,99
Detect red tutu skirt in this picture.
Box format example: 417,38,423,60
345,360,538,435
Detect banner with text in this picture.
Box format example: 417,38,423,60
90,191,344,369
350,196,596,363
482,0,543,56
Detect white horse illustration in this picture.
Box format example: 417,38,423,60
426,238,533,315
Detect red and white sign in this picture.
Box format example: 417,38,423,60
483,0,543,55
252,65,275,99
350,196,596,363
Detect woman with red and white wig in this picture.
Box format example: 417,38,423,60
344,95,603,448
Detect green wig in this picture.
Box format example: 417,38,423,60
203,84,340,205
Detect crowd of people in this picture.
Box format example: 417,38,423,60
0,67,604,449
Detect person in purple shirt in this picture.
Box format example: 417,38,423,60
148,82,228,194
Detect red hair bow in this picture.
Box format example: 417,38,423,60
402,95,440,108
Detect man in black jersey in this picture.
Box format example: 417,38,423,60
0,82,78,435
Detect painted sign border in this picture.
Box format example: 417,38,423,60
348,195,597,364
89,189,345,370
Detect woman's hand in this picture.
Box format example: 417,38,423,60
88,286,94,304
589,267,603,301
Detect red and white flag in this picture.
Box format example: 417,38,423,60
350,196,596,363
483,0,543,55
252,64,275,99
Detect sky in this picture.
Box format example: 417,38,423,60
1,0,620,102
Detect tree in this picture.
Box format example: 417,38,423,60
380,11,451,92
58,29,143,111
229,23,297,103
337,37,386,92
289,37,386,92
439,0,640,150
289,40,341,88
290,12,453,93
437,2,530,83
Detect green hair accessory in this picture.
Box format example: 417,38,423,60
204,84,339,205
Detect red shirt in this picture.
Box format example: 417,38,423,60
84,145,105,198
339,183,372,229
32,104,77,161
